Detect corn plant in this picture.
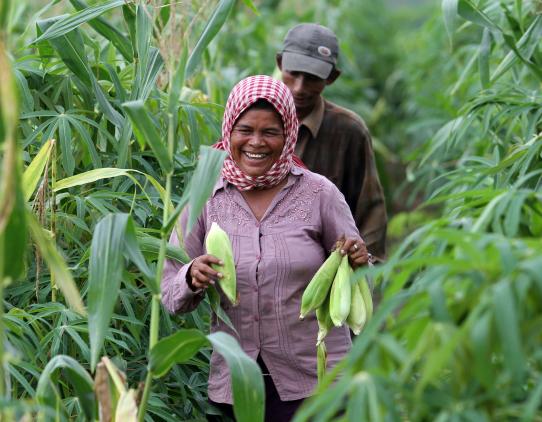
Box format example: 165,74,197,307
294,1,542,420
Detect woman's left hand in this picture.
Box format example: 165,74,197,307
340,238,369,270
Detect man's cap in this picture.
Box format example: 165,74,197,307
281,23,339,80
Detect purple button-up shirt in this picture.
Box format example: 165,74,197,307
161,167,362,403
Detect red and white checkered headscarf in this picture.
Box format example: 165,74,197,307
221,75,299,190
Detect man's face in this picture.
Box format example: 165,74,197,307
279,69,328,118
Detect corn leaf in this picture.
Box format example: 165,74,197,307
122,100,172,174
68,0,133,61
27,210,86,315
22,138,54,202
88,213,131,371
185,0,236,79
33,0,125,43
36,355,95,421
207,331,264,422
186,146,226,233
149,329,208,378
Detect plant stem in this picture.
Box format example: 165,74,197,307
50,139,57,302
0,237,5,400
138,107,175,421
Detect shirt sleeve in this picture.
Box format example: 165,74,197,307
344,122,388,261
319,180,363,252
161,209,206,314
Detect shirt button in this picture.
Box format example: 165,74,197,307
256,255,261,260
253,286,258,292
254,315,259,322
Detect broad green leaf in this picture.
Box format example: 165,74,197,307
149,329,208,378
26,210,85,315
36,355,95,421
207,332,264,422
122,100,173,174
168,43,188,115
470,311,494,388
442,0,458,47
136,232,189,263
68,0,133,61
122,218,156,292
493,281,525,383
59,115,74,176
33,0,125,43
457,0,500,31
478,28,491,88
207,286,237,333
36,17,91,85
491,16,542,82
88,213,130,370
241,0,259,15
186,146,226,233
185,0,236,79
22,138,54,202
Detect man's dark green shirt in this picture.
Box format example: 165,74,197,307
295,97,387,260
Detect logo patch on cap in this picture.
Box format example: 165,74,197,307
318,46,331,57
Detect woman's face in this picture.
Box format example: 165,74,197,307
230,107,285,178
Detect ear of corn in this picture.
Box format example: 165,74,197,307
299,241,344,319
329,255,352,327
316,294,333,346
317,340,327,384
205,222,238,306
346,282,367,335
358,277,373,321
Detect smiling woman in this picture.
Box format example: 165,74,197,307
230,99,285,178
161,75,369,421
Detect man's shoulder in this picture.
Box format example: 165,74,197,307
321,99,370,135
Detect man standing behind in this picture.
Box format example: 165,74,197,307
276,23,388,261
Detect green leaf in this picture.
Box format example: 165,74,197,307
36,355,95,421
493,281,525,384
241,0,259,15
59,115,74,176
442,0,458,47
149,329,208,378
186,146,226,233
22,138,54,202
207,332,265,422
185,0,236,79
26,210,86,315
491,16,542,83
33,0,126,43
68,0,133,61
122,100,173,174
36,17,91,85
88,213,131,371
457,0,500,31
478,28,491,88
136,232,190,263
207,286,238,333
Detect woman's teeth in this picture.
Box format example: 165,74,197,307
244,152,268,159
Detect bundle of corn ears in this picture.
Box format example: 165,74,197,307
299,240,373,382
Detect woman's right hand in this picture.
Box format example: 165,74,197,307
188,254,224,291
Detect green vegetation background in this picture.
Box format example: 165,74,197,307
1,0,541,420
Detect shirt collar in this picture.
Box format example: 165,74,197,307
212,166,304,197
299,96,325,138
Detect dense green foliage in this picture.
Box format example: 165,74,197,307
0,0,541,420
